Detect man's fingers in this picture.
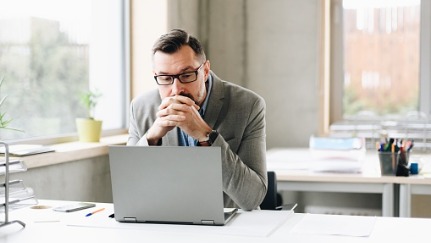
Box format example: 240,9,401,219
159,96,200,111
157,114,186,125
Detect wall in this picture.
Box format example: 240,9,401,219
130,0,167,98
246,0,320,148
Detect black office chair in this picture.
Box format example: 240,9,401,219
260,171,297,211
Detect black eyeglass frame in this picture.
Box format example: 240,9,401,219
153,62,206,85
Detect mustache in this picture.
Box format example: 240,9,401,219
178,92,197,104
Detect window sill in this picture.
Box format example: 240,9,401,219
13,134,129,169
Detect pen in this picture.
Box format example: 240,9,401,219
85,208,105,217
407,140,414,151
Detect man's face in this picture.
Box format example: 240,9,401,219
153,45,210,106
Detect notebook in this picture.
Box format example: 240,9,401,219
108,146,237,226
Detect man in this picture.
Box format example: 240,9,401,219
127,29,267,210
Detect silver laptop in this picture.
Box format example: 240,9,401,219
108,146,237,226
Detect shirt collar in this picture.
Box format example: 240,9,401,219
199,74,213,117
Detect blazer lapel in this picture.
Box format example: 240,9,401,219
204,72,225,129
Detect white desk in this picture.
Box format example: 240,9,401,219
2,200,431,242
266,148,399,217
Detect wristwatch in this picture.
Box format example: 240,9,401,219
198,130,218,146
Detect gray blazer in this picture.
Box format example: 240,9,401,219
127,71,267,210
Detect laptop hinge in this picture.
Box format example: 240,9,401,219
123,217,137,222
201,220,215,225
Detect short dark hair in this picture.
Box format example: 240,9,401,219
152,29,206,62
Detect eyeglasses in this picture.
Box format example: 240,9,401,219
154,62,205,85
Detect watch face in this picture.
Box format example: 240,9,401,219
209,130,218,144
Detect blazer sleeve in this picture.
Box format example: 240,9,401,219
216,95,268,211
127,91,159,146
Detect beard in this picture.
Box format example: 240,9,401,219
178,92,197,105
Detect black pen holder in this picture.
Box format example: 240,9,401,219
378,151,409,176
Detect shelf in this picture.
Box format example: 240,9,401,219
0,141,33,228
0,195,37,213
0,159,27,174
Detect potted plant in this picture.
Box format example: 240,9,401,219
76,89,103,142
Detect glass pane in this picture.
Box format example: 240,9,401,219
0,0,90,140
342,0,421,119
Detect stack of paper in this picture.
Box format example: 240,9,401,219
308,136,366,173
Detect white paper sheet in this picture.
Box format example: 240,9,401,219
66,209,293,237
291,214,376,237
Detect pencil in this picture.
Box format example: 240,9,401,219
85,208,105,217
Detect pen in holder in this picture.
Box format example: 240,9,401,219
377,138,413,176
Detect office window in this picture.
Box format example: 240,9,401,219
329,0,431,149
0,0,126,141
